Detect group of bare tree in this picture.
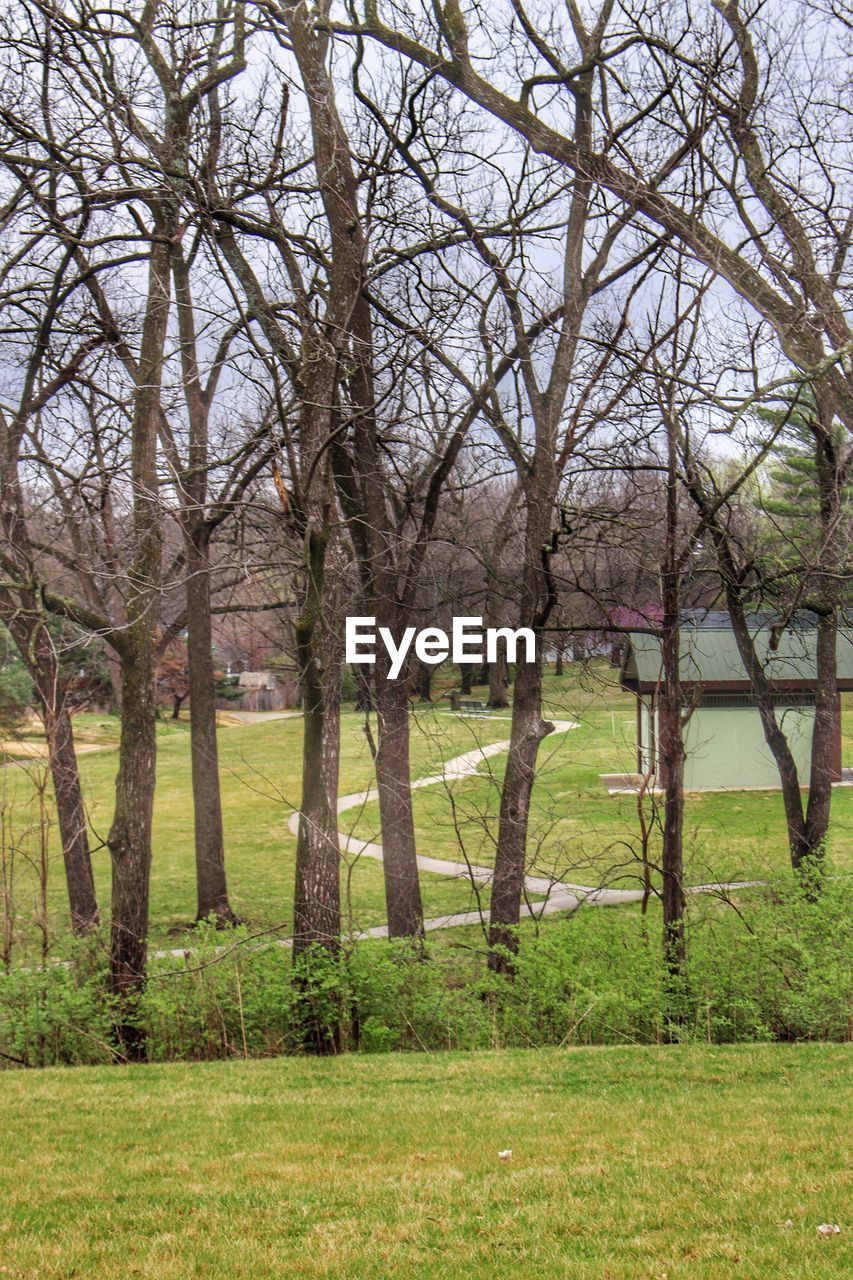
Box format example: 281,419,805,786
0,0,849,1054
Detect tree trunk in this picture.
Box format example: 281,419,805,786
725,588,810,864
803,612,838,877
659,413,685,980
683,459,811,869
374,666,424,939
278,0,425,945
38,688,99,935
167,240,236,926
487,487,557,973
104,649,123,713
186,533,235,924
291,523,342,1056
459,665,473,695
554,647,564,676
802,416,845,870
106,228,169,1059
487,639,509,708
416,660,433,702
292,527,340,957
8,614,99,935
658,623,685,976
107,632,158,1060
488,647,552,970
353,663,373,711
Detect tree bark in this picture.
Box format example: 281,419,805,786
210,209,346,969
487,640,509,708
374,660,424,939
106,230,169,1059
681,450,813,869
802,414,845,868
292,543,341,1053
170,234,237,926
104,649,123,713
6,611,99,934
488,641,552,969
186,532,235,924
488,499,556,971
731,594,813,859
802,611,838,878
415,660,433,702
108,630,158,1059
658,424,686,978
292,527,340,957
353,663,373,711
279,0,424,945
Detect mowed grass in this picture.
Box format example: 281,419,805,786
352,669,853,887
2,664,851,953
1,1044,849,1279
0,706,513,951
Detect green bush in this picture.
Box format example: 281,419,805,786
1,876,850,1067
0,938,113,1067
0,652,33,734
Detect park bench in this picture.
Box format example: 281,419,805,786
457,698,490,718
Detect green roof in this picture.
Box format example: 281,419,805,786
621,624,853,690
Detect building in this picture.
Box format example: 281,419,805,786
620,615,853,790
215,667,301,712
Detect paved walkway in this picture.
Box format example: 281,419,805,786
155,715,761,958
284,717,759,938
224,710,302,724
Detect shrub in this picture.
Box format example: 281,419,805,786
1,875,849,1067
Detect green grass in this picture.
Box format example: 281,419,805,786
352,670,853,887
0,711,125,761
0,1043,849,1278
2,665,850,956
0,706,513,953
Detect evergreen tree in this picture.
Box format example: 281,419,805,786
759,390,850,532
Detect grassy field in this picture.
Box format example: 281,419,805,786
353,669,853,886
0,705,514,951
1,663,850,954
1,1043,849,1279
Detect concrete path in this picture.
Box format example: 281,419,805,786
284,716,759,936
224,710,302,724
153,715,762,958
287,721,584,894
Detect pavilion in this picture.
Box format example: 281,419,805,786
619,613,853,790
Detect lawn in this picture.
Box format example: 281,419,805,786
352,668,853,887
0,704,514,954
1,663,850,957
0,1043,849,1279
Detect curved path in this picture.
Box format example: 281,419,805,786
286,718,759,939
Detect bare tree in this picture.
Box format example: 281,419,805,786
0,0,247,1052
350,1,853,436
347,4,665,971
